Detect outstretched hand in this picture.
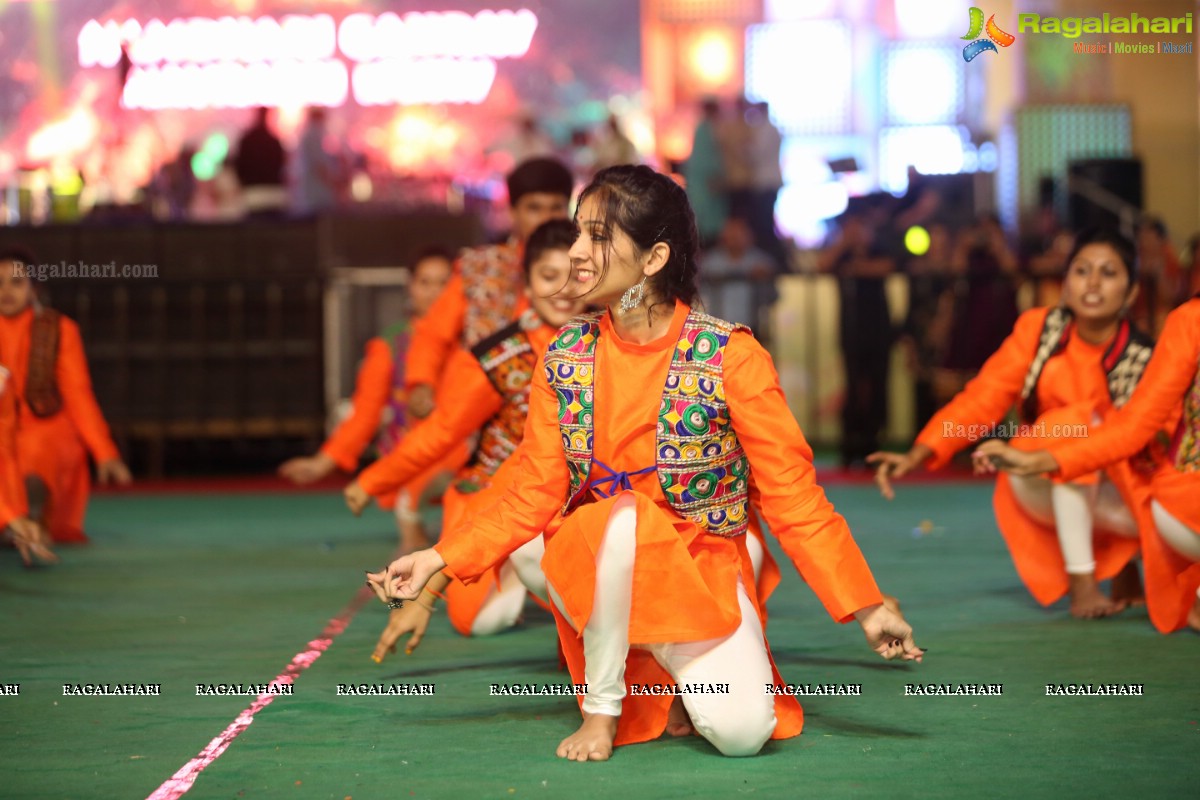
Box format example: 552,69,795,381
371,603,434,663
5,518,58,566
365,548,447,605
865,451,917,501
344,482,371,516
854,602,924,662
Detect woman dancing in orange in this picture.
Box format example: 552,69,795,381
369,166,921,762
870,230,1171,618
0,249,131,544
977,294,1200,632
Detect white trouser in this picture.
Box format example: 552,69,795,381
547,494,777,757
393,489,420,526
1150,501,1200,600
470,535,548,636
1009,475,1137,575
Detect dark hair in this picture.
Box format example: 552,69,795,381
0,245,35,266
575,164,700,316
1138,215,1167,239
411,244,455,271
1065,228,1137,282
523,220,576,279
506,157,574,208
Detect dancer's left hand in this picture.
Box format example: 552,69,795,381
97,459,132,486
344,482,370,516
366,548,447,604
973,441,1058,477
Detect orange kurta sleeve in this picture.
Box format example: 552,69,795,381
915,307,1048,469
357,346,502,499
724,332,884,622
0,369,22,530
436,355,570,582
57,317,119,464
405,273,467,389
1052,300,1200,481
320,337,394,472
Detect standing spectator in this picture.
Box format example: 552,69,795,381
901,223,955,431
682,98,727,248
746,101,786,271
1132,216,1181,335
234,107,287,217
593,114,638,171
716,96,754,220
293,107,339,216
818,198,897,468
699,217,778,343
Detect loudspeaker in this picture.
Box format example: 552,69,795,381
1067,158,1142,232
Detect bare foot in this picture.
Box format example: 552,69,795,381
1110,562,1145,607
1187,596,1200,633
1068,573,1126,619
665,696,694,738
556,713,618,762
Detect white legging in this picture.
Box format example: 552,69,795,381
1150,501,1200,600
547,494,777,757
1008,475,1138,575
470,535,548,636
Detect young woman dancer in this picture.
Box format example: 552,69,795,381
0,250,131,544
977,295,1200,632
870,230,1171,618
368,166,922,762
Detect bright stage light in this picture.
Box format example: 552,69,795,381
905,225,931,256
879,125,968,192
687,29,736,88
745,22,851,135
894,0,971,38
883,45,962,126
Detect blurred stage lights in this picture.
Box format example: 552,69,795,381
905,225,931,256
883,45,962,126
687,29,736,87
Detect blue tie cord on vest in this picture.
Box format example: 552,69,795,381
589,459,658,498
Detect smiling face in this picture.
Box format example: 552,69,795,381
525,248,587,328
567,192,668,309
0,260,34,317
1061,243,1135,325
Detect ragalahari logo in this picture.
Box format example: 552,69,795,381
961,7,1015,61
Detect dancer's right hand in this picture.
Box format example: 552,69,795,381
866,445,931,500
408,384,436,419
5,518,58,566
367,548,447,604
279,453,336,484
371,602,434,663
973,441,1058,477
854,602,924,662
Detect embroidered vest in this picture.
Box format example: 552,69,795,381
1172,353,1200,472
374,321,410,457
1018,307,1154,422
545,309,752,538
26,307,63,418
455,311,541,493
459,241,524,348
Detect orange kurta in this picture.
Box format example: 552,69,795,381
361,323,558,635
321,337,465,510
0,308,119,543
1051,299,1200,632
438,300,883,747
0,365,25,530
405,242,530,390
915,307,1154,605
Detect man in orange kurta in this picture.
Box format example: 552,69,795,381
404,158,573,418
0,253,131,544
979,297,1200,632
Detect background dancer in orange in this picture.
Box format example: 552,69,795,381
278,247,458,553
369,166,921,762
0,249,131,545
0,358,55,566
405,157,574,419
977,295,1200,633
346,221,587,659
869,230,1171,619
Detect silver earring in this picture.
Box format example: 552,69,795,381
619,276,647,314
